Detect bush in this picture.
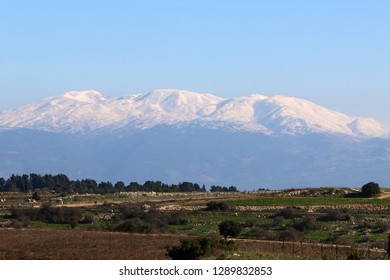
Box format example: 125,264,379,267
116,218,152,233
114,207,187,233
278,227,304,241
82,215,95,224
272,216,286,227
218,220,242,238
166,210,188,225
118,204,144,219
166,236,235,260
205,201,230,211
318,209,349,222
276,207,306,219
293,216,319,232
11,204,83,227
376,220,389,232
251,228,276,240
361,182,381,197
243,219,258,228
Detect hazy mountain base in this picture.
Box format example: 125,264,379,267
1,125,390,189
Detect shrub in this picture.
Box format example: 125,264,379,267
114,207,187,233
293,216,319,232
376,220,389,232
11,204,82,227
361,182,381,197
168,239,209,260
278,227,304,241
166,236,234,260
272,216,286,227
118,204,144,219
243,219,258,228
251,228,276,240
116,218,152,233
318,209,349,222
205,201,230,211
82,215,96,224
32,191,41,201
218,220,242,238
276,207,306,219
166,210,188,225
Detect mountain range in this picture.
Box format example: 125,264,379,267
1,89,390,189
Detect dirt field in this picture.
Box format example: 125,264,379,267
0,229,182,260
1,228,387,260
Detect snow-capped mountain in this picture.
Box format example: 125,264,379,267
1,89,390,189
0,89,388,137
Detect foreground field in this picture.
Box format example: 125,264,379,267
0,229,181,259
0,228,387,260
1,188,390,260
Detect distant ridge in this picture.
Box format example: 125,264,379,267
0,89,388,137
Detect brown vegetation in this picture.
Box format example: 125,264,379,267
1,228,387,260
234,239,388,260
0,229,181,260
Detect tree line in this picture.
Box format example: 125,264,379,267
0,173,239,194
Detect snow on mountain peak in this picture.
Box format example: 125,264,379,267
138,89,223,108
251,95,390,137
247,93,268,100
114,89,225,129
0,89,389,138
62,90,108,103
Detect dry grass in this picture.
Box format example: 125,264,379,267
0,228,387,260
234,239,388,260
0,229,182,260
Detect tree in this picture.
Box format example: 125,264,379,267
32,191,41,201
98,181,114,194
361,182,381,197
0,177,5,191
114,181,126,192
218,220,242,238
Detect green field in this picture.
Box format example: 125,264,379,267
228,197,390,206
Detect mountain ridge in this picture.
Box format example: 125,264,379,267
0,89,388,138
1,89,390,188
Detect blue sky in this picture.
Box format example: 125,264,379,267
1,1,389,124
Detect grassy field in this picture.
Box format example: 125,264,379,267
1,188,390,260
227,197,390,207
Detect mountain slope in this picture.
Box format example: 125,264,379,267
1,126,390,188
1,89,390,189
0,89,388,137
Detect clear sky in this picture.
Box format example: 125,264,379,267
1,1,389,124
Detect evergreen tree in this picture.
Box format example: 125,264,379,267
361,182,381,197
